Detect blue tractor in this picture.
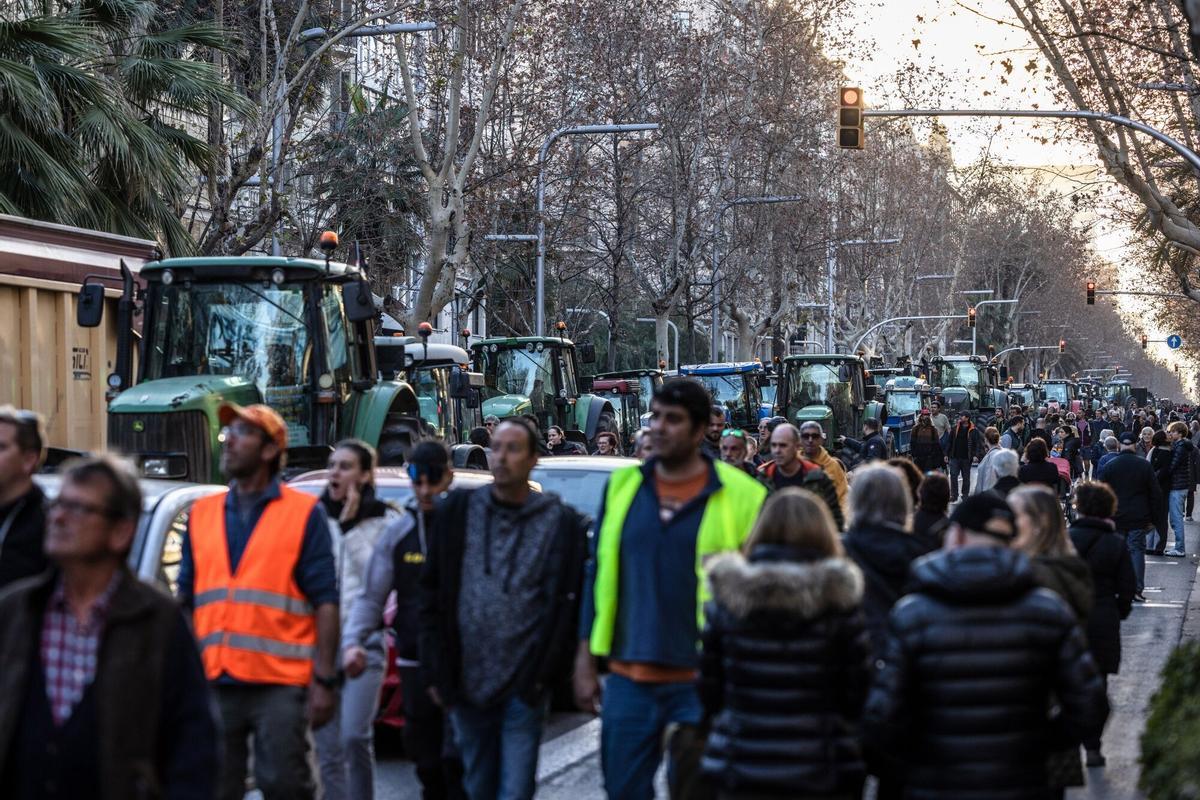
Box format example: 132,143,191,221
882,376,932,455
678,362,769,430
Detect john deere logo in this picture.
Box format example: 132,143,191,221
132,420,145,433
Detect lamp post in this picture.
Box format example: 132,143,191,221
536,123,659,336
970,298,1018,356
270,20,436,255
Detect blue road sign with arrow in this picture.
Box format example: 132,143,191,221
1167,334,1183,349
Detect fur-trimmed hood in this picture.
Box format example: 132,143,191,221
707,547,864,619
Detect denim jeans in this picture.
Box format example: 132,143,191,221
450,694,546,800
1123,528,1149,593
1170,489,1188,553
314,645,385,800
947,458,972,500
600,673,704,800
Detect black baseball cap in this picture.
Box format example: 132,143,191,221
949,494,1016,540
1118,430,1138,445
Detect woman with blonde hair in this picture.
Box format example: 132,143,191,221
700,488,870,799
1010,484,1095,798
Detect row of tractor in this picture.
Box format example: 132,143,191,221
73,247,1154,481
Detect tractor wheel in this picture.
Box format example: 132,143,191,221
377,416,423,466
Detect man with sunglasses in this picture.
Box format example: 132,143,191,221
177,403,339,800
345,441,465,799
0,455,218,798
0,406,49,589
718,428,757,477
758,423,845,529
799,421,849,516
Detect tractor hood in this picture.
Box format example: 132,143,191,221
108,375,262,414
791,405,833,425
482,395,533,419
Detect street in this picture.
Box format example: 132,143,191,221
366,515,1200,799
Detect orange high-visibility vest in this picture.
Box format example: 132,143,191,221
190,485,319,685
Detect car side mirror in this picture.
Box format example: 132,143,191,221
838,364,853,382
466,388,481,409
578,342,596,363
579,375,594,393
756,373,770,387
864,384,879,401
77,284,105,328
344,279,376,323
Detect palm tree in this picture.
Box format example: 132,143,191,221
0,0,248,254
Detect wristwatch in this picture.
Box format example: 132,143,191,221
313,671,343,690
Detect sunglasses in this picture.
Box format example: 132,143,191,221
407,463,446,484
721,429,745,438
800,433,822,440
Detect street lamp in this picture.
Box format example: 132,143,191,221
269,20,436,255
971,298,1018,356
536,123,659,336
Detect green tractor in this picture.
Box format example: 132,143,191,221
76,251,425,482
929,355,1009,424
470,335,617,447
777,354,885,448
594,368,666,427
374,326,489,468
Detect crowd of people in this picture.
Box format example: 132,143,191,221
0,386,1192,799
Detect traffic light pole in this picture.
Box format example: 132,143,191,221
862,108,1200,173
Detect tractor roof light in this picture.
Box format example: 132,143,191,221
318,230,339,254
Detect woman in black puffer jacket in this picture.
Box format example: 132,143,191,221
1067,481,1135,769
700,488,871,800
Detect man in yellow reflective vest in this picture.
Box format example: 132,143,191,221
178,403,339,800
573,379,766,799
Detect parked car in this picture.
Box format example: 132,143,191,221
529,455,642,523
34,474,225,595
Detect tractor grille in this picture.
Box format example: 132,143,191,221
108,411,212,482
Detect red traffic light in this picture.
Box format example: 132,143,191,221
967,306,977,328
838,87,864,149
1141,335,1148,350
1059,339,1066,354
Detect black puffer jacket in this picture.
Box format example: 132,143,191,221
862,547,1108,800
1162,438,1196,491
1068,518,1135,674
843,521,936,657
700,545,871,797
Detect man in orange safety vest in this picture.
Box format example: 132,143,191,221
178,403,339,800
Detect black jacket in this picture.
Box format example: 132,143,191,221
418,488,589,707
1161,438,1195,491
1018,460,1061,490
700,546,870,797
843,431,889,463
911,508,949,553
1068,518,1136,674
0,569,218,800
987,475,1021,500
862,547,1108,800
0,484,47,590
842,521,936,657
910,425,945,472
1099,451,1165,531
943,423,985,461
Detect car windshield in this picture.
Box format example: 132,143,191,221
934,361,980,390
888,392,922,415
786,362,854,424
760,385,776,405
410,367,446,432
1013,388,1035,405
1044,384,1070,403
146,281,314,442
480,346,555,400
529,466,611,518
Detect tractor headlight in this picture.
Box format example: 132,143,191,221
161,269,175,286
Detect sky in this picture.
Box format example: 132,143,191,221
835,0,1189,388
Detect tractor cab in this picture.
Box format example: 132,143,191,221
591,378,643,453
677,362,767,430
471,335,615,446
76,246,422,482
930,355,1008,422
594,368,665,426
1042,379,1079,414
778,354,884,446
882,376,931,454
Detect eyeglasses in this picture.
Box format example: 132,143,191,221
800,433,822,440
721,429,745,438
49,497,115,519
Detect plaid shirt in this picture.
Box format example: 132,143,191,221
40,574,120,726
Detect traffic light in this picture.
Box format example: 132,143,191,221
1059,339,1066,354
967,306,977,328
1141,334,1148,350
1086,281,1095,305
838,87,864,150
